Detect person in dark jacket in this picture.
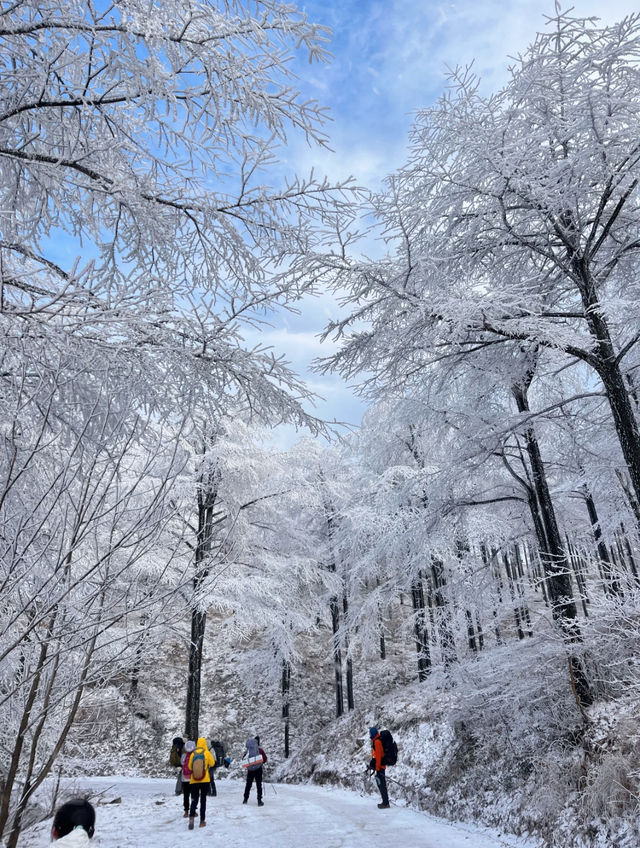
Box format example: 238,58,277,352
208,738,226,797
51,799,95,845
369,726,390,809
242,735,267,806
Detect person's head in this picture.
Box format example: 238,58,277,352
254,735,260,745
184,740,196,754
51,799,95,841
369,726,378,740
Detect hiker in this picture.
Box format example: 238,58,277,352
187,736,215,829
242,735,267,806
209,738,226,797
180,740,196,816
369,726,390,809
170,735,184,795
51,799,95,845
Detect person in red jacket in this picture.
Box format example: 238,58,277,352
369,726,390,809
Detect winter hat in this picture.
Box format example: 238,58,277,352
369,726,378,739
185,740,196,752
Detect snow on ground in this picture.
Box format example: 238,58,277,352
18,776,539,848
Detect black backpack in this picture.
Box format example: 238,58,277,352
211,739,225,768
379,729,397,766
169,736,184,767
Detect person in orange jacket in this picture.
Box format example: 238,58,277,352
187,736,215,829
369,726,390,808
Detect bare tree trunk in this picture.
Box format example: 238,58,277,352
565,537,590,617
431,559,456,667
503,551,524,640
410,572,431,679
320,477,345,718
572,264,640,520
185,453,222,740
186,608,206,740
342,593,354,710
480,545,503,645
379,607,386,660
513,380,592,705
282,660,291,758
330,595,344,717
513,544,533,636
583,488,621,597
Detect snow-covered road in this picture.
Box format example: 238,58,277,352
18,776,535,848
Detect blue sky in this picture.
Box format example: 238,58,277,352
254,0,640,446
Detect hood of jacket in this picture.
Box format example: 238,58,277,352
245,737,259,757
55,827,91,847
196,737,209,752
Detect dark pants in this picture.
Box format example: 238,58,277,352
182,782,191,812
375,770,389,805
189,783,209,821
209,772,217,796
243,767,263,802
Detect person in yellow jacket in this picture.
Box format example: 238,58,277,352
187,736,215,829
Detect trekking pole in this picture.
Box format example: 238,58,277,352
362,767,373,794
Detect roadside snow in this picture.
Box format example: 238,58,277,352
18,776,538,848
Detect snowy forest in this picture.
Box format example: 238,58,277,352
2,2,640,847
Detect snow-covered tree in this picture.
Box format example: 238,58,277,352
320,10,640,704
0,0,360,839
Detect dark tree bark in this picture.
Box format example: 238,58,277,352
431,558,456,667
410,572,431,679
583,488,621,597
330,595,344,717
565,537,590,617
523,541,549,606
342,592,354,710
512,545,533,636
185,453,222,740
465,610,478,652
320,477,344,718
186,608,206,740
620,524,640,585
475,611,485,650
480,544,503,645
503,551,525,640
512,379,592,705
128,612,148,703
282,660,291,758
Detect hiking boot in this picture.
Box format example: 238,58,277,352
377,802,390,809
258,800,264,807
199,821,206,828
183,812,189,818
242,798,248,804
188,817,195,829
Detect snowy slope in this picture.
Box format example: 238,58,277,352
17,776,538,848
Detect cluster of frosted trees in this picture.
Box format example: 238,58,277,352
315,11,640,709
3,2,640,842
0,1,355,844
212,13,640,752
